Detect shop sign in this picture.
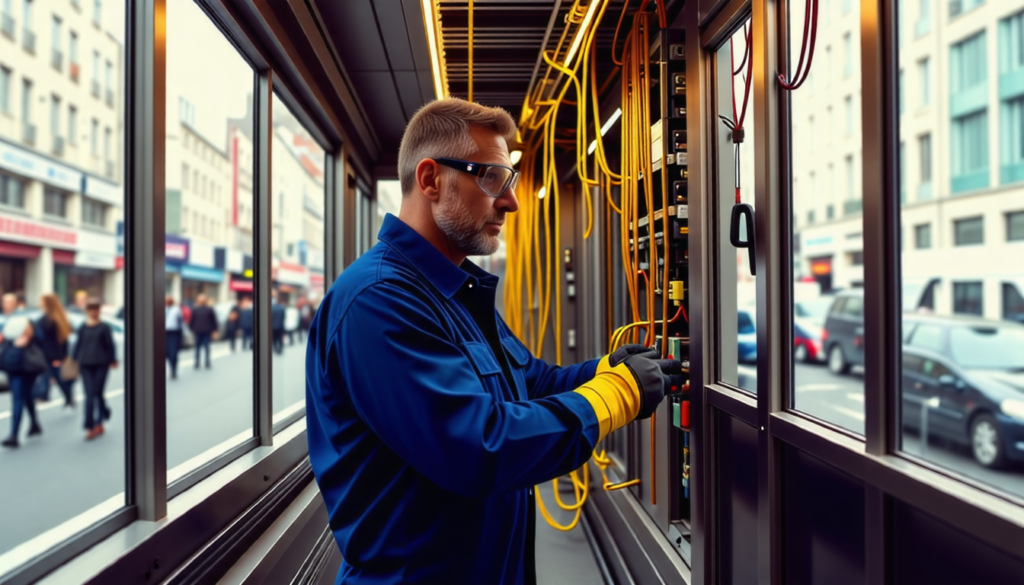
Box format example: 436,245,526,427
181,265,224,283
810,256,833,276
75,250,116,270
229,278,253,292
82,176,122,207
166,235,189,263
804,235,834,251
307,249,325,271
0,139,82,192
76,229,117,269
274,261,308,286
0,213,77,246
190,240,216,268
226,249,244,274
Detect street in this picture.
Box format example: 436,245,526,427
0,337,308,555
790,363,1024,500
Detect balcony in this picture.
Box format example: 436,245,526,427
51,48,63,71
0,13,13,40
91,80,100,98
21,28,35,54
105,160,114,178
843,199,863,216
70,62,80,83
52,136,65,156
105,89,114,108
22,122,36,147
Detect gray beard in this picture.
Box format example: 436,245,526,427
433,180,501,257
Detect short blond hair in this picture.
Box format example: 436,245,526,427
397,98,517,196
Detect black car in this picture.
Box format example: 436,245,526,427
822,290,864,375
901,315,1024,468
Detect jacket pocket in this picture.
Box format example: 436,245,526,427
461,341,503,377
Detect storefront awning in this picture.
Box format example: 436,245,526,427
0,240,41,259
229,278,253,292
180,265,224,283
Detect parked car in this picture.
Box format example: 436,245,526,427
901,315,1024,468
822,290,864,375
794,296,832,364
737,308,757,364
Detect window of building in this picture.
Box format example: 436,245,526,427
21,0,32,34
1002,96,1024,184
92,0,100,27
953,282,984,315
69,30,77,65
917,0,930,35
50,15,60,69
954,216,984,245
1002,11,1024,75
49,94,59,143
43,187,67,217
1008,211,1024,241
81,197,105,227
0,67,10,113
951,34,988,194
843,32,852,78
950,0,985,19
90,117,98,155
845,95,853,134
103,127,110,160
68,104,76,144
1005,283,1024,321
952,111,989,192
919,57,930,106
914,223,932,249
20,77,31,123
952,32,987,92
0,172,26,208
182,163,189,189
919,133,932,186
104,60,112,105
91,50,99,96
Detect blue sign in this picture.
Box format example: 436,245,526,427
180,265,224,283
116,221,124,255
298,239,308,266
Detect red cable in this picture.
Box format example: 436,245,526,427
779,0,820,90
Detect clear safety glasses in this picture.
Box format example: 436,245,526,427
433,157,520,198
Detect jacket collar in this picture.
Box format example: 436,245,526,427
377,214,498,299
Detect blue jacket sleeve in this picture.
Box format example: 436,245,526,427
332,284,602,499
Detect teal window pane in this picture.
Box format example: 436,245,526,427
952,110,990,193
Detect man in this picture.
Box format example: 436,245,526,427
165,296,184,380
305,98,682,584
225,300,241,352
189,295,218,369
2,293,20,317
239,296,254,350
270,293,285,355
69,290,89,314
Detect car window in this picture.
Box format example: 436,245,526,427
902,352,924,374
921,358,952,382
842,296,863,318
829,297,846,316
908,324,945,354
949,325,1024,370
902,322,917,343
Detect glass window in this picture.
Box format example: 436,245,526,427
953,282,984,315
954,216,984,245
271,95,325,421
1008,211,1024,241
0,66,9,113
92,49,99,84
919,57,930,106
68,104,76,145
908,324,945,353
164,0,255,484
914,223,932,249
69,30,77,64
21,78,31,123
82,197,105,227
92,0,100,26
713,21,758,392
1004,283,1024,322
918,133,932,190
0,0,126,556
1002,97,1024,183
44,187,66,217
790,1,864,433
90,117,97,155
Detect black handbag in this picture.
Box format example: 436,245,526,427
23,343,48,375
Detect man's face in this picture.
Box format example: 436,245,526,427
1,297,15,315
432,126,519,258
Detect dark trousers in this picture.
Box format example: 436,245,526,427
227,325,238,351
272,329,284,354
81,365,110,430
194,333,212,367
7,373,40,440
33,364,74,404
242,328,253,350
166,331,182,376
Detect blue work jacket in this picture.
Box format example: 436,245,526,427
306,214,602,585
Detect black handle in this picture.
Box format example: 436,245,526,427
729,203,756,276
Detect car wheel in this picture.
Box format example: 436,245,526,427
828,345,850,375
795,343,808,363
971,414,1007,469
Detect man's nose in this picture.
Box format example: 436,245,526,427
497,186,519,213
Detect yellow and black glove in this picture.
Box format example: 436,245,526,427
576,353,684,442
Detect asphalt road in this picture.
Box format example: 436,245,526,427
0,336,308,555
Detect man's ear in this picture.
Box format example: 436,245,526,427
416,159,442,202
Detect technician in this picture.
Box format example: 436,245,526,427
306,97,682,585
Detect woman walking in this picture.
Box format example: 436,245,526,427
72,299,117,440
1,317,49,448
36,294,75,407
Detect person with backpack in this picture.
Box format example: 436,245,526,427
166,296,185,380
1,317,49,448
72,298,117,440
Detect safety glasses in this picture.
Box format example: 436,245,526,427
433,157,520,198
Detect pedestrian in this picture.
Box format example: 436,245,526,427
68,290,89,315
298,298,313,343
165,296,184,380
190,295,218,369
34,294,75,407
239,296,254,350
226,301,241,352
2,292,20,317
1,317,49,448
304,97,682,583
72,298,117,440
271,292,285,355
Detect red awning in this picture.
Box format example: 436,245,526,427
53,249,76,265
0,241,41,259
230,279,254,292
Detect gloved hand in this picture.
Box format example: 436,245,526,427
619,353,685,419
608,344,659,367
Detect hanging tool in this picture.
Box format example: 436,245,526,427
719,24,756,276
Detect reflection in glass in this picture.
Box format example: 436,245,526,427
788,1,866,432
271,97,325,422
897,2,1024,496
716,21,758,392
164,0,254,483
0,0,126,556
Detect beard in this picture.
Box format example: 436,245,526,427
433,178,503,257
